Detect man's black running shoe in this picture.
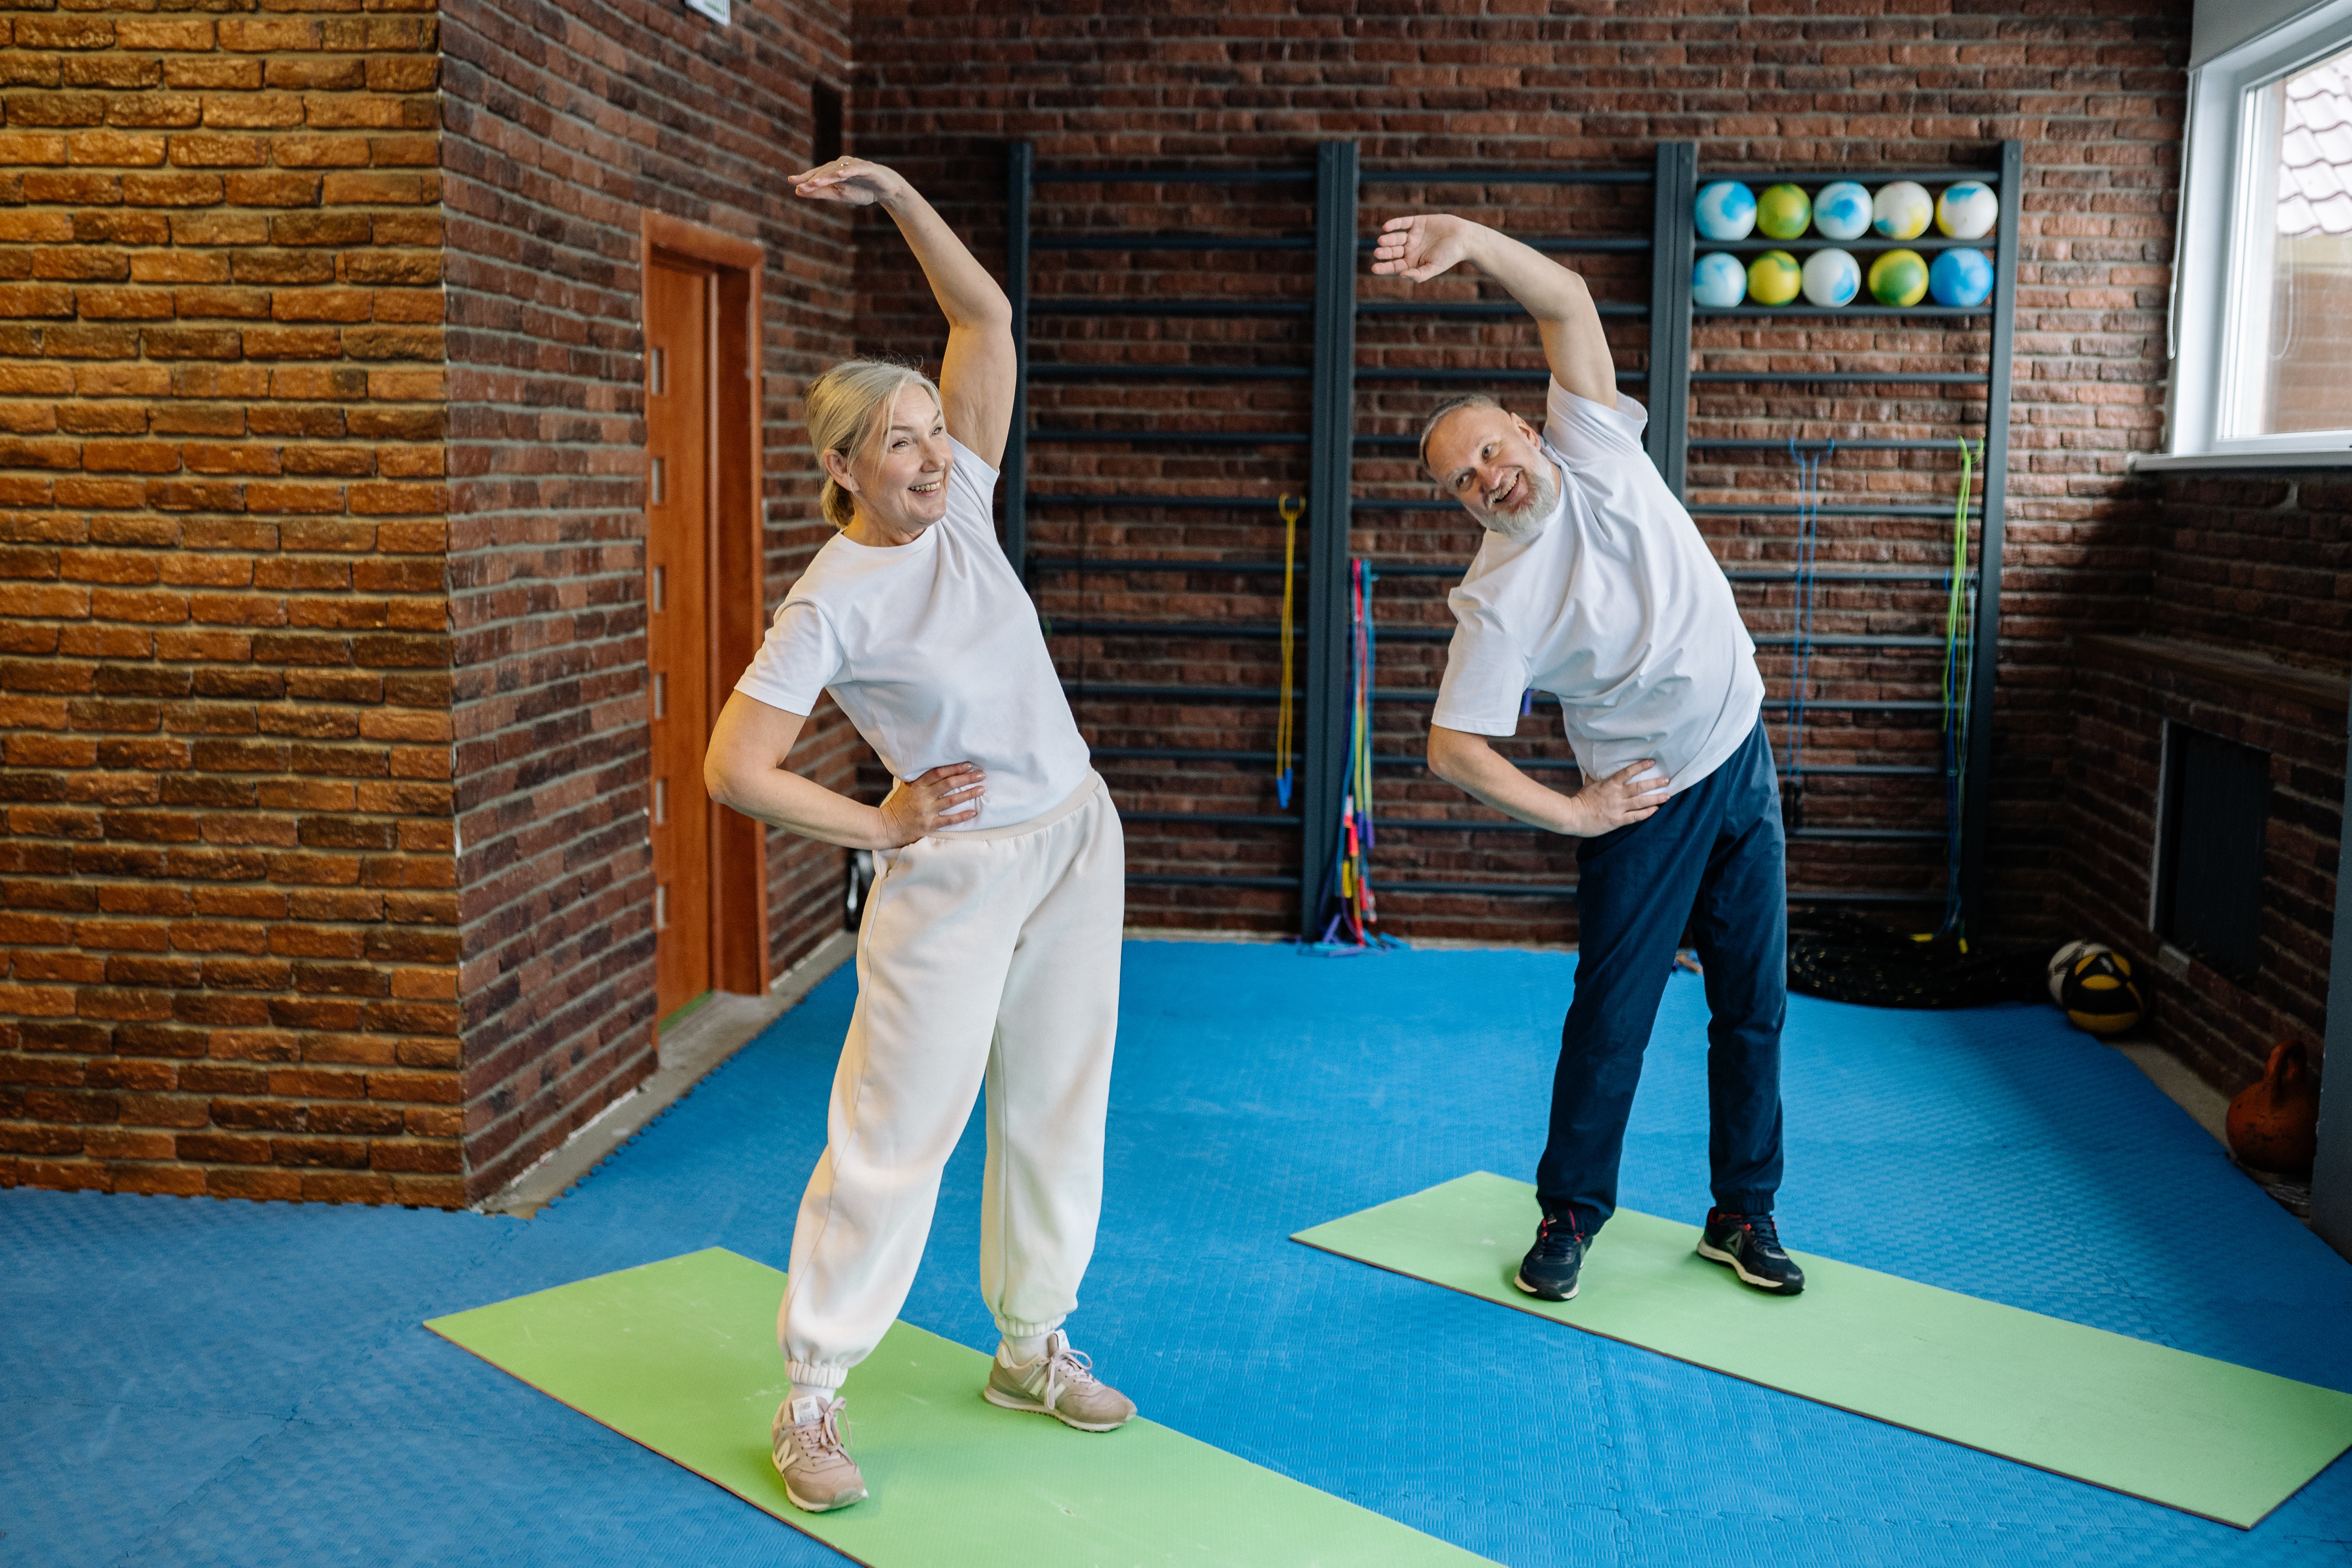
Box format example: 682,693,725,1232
1696,1209,1805,1294
1514,1214,1583,1301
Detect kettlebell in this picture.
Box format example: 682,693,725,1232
2226,1039,2320,1178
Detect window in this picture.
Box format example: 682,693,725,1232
2162,0,2352,465
2153,724,2272,982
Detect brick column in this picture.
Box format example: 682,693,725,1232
0,3,458,1203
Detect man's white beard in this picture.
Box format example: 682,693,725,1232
1469,460,1560,542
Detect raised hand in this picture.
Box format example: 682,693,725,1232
1569,759,1672,835
876,761,986,844
1370,214,1481,282
790,157,909,209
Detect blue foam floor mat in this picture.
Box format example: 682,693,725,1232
5,941,2351,1567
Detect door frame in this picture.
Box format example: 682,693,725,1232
642,211,769,997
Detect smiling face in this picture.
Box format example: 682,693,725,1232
827,380,951,544
1423,403,1562,540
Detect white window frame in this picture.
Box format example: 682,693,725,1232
2159,0,2352,468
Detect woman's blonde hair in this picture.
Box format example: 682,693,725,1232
805,358,944,529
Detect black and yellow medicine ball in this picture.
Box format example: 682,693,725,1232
2055,946,2143,1036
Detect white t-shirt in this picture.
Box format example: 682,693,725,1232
1431,385,1764,796
735,437,1091,830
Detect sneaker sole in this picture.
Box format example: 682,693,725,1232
982,1384,1132,1432
773,1460,867,1513
1511,1270,1579,1302
782,1482,868,1513
1694,1238,1804,1295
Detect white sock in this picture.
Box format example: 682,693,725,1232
999,1332,1050,1366
789,1381,837,1415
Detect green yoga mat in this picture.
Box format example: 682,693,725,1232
425,1248,1488,1568
1292,1171,2352,1528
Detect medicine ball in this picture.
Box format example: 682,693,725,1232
2045,938,2104,1003
2054,945,2144,1036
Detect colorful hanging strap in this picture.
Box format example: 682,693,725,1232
1784,438,1834,821
1275,493,1303,810
1940,438,1977,937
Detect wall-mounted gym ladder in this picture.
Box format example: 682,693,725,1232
1002,140,2018,937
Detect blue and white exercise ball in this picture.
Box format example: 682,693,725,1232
1928,246,1995,308
1872,180,1933,240
1801,248,1861,307
1695,181,1757,241
1693,251,1748,307
1936,181,1999,240
1812,181,1872,241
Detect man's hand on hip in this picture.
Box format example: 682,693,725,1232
1565,759,1672,836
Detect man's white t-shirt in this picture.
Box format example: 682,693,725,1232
1431,384,1764,796
735,436,1091,830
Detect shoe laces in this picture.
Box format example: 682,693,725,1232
1531,1215,1581,1262
1044,1339,1099,1398
792,1398,851,1462
1726,1211,1781,1252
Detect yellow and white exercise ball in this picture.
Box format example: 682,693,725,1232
1936,180,1999,239
1811,180,1872,241
1693,251,1748,307
1800,248,1860,307
1872,180,1933,240
1747,250,1803,306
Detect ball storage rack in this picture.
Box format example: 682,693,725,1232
1002,140,2017,937
1657,143,2022,927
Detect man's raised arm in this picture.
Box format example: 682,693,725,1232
1371,215,1617,409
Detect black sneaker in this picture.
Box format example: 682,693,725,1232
1514,1213,1583,1301
1696,1208,1805,1294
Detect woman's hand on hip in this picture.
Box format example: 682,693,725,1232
875,762,985,845
790,158,911,209
1567,759,1671,835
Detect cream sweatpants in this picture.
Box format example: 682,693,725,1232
779,772,1124,1390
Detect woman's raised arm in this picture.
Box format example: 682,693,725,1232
792,159,1017,467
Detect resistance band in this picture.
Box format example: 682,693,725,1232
1317,559,1392,951
1275,493,1303,810
1784,438,1834,825
1940,439,1978,938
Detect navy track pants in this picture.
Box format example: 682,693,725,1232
1535,719,1787,1237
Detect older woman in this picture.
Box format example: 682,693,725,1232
703,158,1132,1515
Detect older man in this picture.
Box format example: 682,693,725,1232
1373,212,1802,1301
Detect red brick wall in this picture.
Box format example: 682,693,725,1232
2056,474,2352,1093
0,3,459,1202
439,0,864,1200
850,0,2192,943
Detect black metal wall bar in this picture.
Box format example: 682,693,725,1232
1347,157,1665,909
1956,139,2024,925
1007,149,1329,901
1003,142,1032,571
1647,140,1697,493
1299,142,1361,935
1665,140,2022,919
1004,143,1997,922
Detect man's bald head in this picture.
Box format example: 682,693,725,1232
1420,393,1560,540
1417,393,1506,472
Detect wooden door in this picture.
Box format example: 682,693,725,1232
645,261,715,1022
